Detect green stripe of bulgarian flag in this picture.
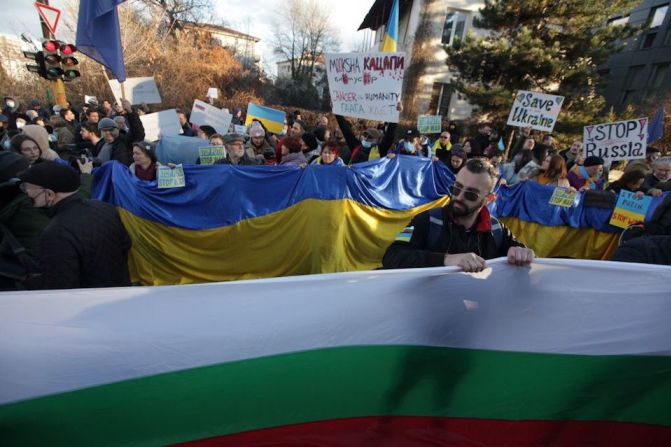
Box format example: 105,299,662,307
1,345,669,447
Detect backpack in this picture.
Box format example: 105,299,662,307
426,207,503,252
0,222,41,290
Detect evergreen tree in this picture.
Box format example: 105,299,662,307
446,0,640,135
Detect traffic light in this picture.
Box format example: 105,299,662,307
42,39,64,80
60,43,80,81
23,50,44,75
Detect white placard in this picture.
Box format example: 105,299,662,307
506,90,564,132
207,88,219,99
139,109,183,142
234,125,247,135
325,51,405,123
583,118,648,162
84,95,97,105
108,77,162,105
190,99,233,135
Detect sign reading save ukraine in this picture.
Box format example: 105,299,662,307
506,90,564,132
609,189,652,229
245,103,285,134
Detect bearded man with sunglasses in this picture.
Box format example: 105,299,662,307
383,158,534,272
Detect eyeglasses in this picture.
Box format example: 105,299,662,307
449,183,481,202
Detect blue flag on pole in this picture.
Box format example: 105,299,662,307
648,105,664,143
76,0,127,82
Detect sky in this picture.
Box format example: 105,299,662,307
0,0,377,75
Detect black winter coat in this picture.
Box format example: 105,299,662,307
382,206,524,269
33,193,132,290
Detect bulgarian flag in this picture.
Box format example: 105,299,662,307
1,259,670,446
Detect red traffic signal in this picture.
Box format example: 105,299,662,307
42,39,60,52
37,40,80,81
60,43,77,56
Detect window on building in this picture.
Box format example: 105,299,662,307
428,83,454,117
641,32,657,48
442,11,467,46
608,15,629,26
664,28,671,45
647,63,669,98
649,4,669,28
621,65,645,104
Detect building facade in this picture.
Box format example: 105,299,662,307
276,58,327,96
358,0,484,121
600,1,671,111
0,33,32,81
182,23,262,72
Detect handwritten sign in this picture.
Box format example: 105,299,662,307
234,125,247,135
198,146,227,165
108,77,162,105
325,51,405,123
190,99,233,135
549,188,578,208
157,164,186,189
609,190,652,229
506,90,564,132
139,109,183,142
417,115,441,134
583,118,648,162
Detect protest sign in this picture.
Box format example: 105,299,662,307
583,118,648,162
190,99,233,135
234,125,247,135
158,164,186,189
139,109,183,141
609,190,652,229
84,95,97,105
198,146,227,165
506,90,564,132
417,115,441,134
549,188,578,208
207,87,218,99
245,103,285,134
108,77,162,105
325,51,405,123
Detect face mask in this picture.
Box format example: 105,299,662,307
2,140,9,150
16,120,26,129
404,141,415,153
361,140,372,149
6,100,15,109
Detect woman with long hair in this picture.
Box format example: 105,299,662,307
532,154,571,189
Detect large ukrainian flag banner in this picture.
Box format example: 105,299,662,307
381,0,399,52
492,182,667,260
93,157,453,285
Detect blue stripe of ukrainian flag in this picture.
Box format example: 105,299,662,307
395,225,414,242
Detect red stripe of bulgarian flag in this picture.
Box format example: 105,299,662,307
1,345,670,446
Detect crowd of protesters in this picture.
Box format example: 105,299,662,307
0,94,669,291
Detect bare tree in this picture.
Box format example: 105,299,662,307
272,0,339,83
138,0,213,35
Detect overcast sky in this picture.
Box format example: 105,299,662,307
0,0,376,75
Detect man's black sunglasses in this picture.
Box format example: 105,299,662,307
449,184,481,201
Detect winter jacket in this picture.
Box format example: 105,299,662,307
567,165,604,190
612,235,671,265
382,206,524,269
279,152,307,166
334,115,397,165
215,153,260,166
0,186,50,259
31,193,132,290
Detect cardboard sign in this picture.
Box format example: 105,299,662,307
583,118,648,162
549,188,578,208
139,109,183,141
84,95,97,105
234,125,247,135
245,103,285,134
325,51,405,123
417,115,441,134
198,146,227,165
207,87,219,99
157,164,186,189
108,77,162,105
609,190,652,229
506,90,564,132
190,99,233,135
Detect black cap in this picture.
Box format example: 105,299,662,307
405,128,420,138
18,161,80,193
0,152,30,183
583,156,605,167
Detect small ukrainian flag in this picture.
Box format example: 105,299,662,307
395,225,414,242
380,0,399,53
